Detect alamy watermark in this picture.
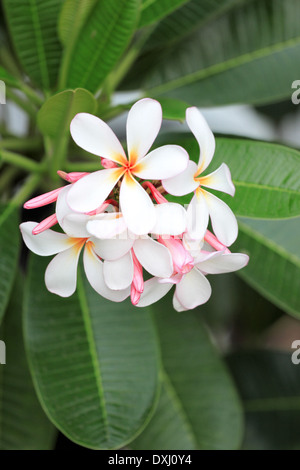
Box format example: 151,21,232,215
291,80,300,105
0,340,6,364
0,80,6,104
291,340,300,364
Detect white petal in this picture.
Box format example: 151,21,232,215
83,245,130,301
162,160,199,196
182,233,204,257
152,203,187,235
186,191,209,240
133,237,173,278
173,294,188,312
20,222,71,256
120,173,156,235
186,107,215,174
91,234,134,261
86,212,127,239
126,98,162,162
67,168,123,213
103,252,133,290
56,186,90,237
45,244,82,297
70,113,126,164
200,163,235,196
175,268,212,310
137,277,173,307
203,190,238,247
197,252,249,274
133,145,188,180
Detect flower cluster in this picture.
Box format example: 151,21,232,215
20,98,249,311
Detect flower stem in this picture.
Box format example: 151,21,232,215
0,137,43,152
0,166,19,193
66,161,101,172
11,173,42,207
0,149,44,173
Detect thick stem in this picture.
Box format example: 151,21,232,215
66,161,101,172
0,149,43,173
0,166,19,193
0,136,43,152
11,173,42,207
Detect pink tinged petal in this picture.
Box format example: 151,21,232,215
131,284,141,306
103,252,133,290
57,171,88,183
20,222,72,256
132,250,144,293
70,113,126,164
126,98,162,163
67,168,124,213
24,187,62,209
162,160,199,197
175,268,212,310
86,212,127,239
32,214,58,234
91,235,134,261
120,173,156,235
186,107,215,174
173,293,188,312
142,181,168,204
101,158,118,169
137,277,173,308
45,243,84,297
203,190,238,247
158,273,182,285
200,163,235,196
83,245,130,301
197,252,249,274
133,145,188,180
204,229,231,254
133,236,173,278
186,191,209,241
152,203,187,236
159,237,193,274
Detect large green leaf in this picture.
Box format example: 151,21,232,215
3,0,62,89
0,204,20,326
0,275,56,450
234,217,300,318
58,0,97,46
162,135,300,219
0,65,19,88
37,88,97,138
133,298,243,449
139,0,189,27
142,0,247,51
228,350,300,450
64,0,139,93
124,0,300,106
24,255,160,450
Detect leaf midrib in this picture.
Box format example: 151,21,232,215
162,370,198,449
148,35,300,95
76,270,110,444
28,0,49,89
238,219,300,268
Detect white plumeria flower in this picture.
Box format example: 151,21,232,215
162,107,238,246
67,98,189,235
20,221,133,300
137,238,249,311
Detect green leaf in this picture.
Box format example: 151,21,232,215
158,97,189,122
3,0,62,90
58,0,97,46
64,0,139,93
133,298,243,449
0,204,20,326
139,0,189,27
37,88,97,138
24,255,160,450
163,135,300,219
234,217,300,318
0,275,56,450
228,350,300,450
125,0,300,106
142,0,245,51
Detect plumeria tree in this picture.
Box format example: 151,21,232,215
0,0,300,451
